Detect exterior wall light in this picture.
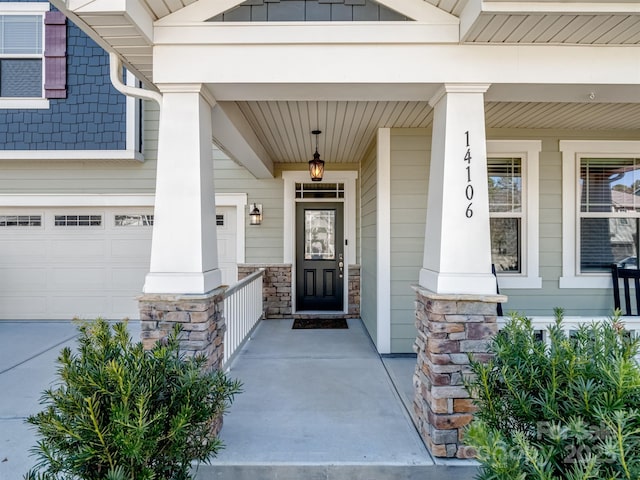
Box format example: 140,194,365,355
309,129,325,182
249,203,263,225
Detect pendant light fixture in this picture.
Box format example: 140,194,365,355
308,129,325,182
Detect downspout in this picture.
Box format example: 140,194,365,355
108,52,162,107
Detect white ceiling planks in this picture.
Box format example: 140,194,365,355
235,100,434,163
465,12,640,44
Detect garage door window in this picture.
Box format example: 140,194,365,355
115,214,153,226
54,215,101,226
0,214,41,226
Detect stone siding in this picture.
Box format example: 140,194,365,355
138,289,226,371
138,289,227,435
412,286,505,458
348,264,360,317
239,264,292,318
239,263,360,318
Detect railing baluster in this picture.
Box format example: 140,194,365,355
221,268,265,369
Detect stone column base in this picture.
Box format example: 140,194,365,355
412,286,506,458
138,288,226,371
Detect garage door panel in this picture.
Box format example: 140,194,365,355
0,205,239,320
49,296,109,317
0,268,48,289
111,296,140,319
50,268,107,289
0,296,47,316
111,268,146,290
111,238,152,259
0,240,47,262
51,239,106,258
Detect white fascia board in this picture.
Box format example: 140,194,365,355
211,102,274,179
0,194,155,207
0,150,144,162
74,0,154,44
482,2,640,15
152,43,640,86
154,22,459,45
460,0,483,41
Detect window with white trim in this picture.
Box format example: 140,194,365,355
115,214,154,226
579,158,640,273
488,157,522,274
486,140,542,289
0,9,43,98
54,215,102,226
0,214,41,226
560,141,640,289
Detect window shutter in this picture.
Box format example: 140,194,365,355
44,11,66,99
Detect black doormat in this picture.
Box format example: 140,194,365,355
292,318,349,329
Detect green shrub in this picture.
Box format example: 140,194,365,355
25,319,241,480
466,308,640,480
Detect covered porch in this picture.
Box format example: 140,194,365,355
49,0,640,460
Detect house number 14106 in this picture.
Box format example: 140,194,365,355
464,131,473,218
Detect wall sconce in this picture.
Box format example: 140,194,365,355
249,203,263,225
309,129,325,182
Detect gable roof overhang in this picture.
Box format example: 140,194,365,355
49,0,640,178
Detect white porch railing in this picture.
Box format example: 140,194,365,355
222,268,265,369
497,315,640,350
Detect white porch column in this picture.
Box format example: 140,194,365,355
143,84,222,294
419,84,495,295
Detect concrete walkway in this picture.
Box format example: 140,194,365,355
0,318,478,480
0,320,141,480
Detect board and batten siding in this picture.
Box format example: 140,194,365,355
360,140,378,345
214,149,285,264
390,129,429,353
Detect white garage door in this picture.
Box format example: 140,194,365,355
0,207,153,320
0,206,239,320
216,206,238,286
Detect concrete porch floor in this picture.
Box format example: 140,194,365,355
0,318,478,480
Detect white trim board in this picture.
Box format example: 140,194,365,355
282,170,358,314
487,140,542,289
377,128,391,355
560,140,640,289
0,150,144,162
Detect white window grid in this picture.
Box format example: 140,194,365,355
0,214,41,226
54,215,102,227
560,141,640,289
488,156,524,275
0,5,46,100
114,214,154,226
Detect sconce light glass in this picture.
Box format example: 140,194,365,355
309,130,325,182
249,203,263,225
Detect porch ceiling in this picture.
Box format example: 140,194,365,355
230,99,640,164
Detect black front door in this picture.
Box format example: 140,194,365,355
296,202,344,311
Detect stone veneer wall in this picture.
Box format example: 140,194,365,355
348,264,361,317
238,264,361,318
238,264,292,318
138,288,227,434
412,286,505,458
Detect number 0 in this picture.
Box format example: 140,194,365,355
465,184,474,201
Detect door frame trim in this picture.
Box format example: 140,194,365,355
282,171,358,313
